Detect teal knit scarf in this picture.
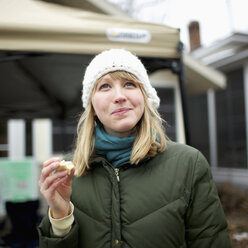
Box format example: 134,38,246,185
94,123,136,168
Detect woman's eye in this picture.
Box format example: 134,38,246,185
124,82,136,88
99,84,110,90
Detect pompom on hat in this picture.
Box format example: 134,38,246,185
82,49,160,109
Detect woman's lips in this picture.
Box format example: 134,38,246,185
112,108,131,115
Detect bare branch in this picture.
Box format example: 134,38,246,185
135,0,168,11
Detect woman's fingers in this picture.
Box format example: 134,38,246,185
43,157,60,167
40,157,60,180
39,160,60,186
41,170,67,191
40,170,68,206
43,176,67,200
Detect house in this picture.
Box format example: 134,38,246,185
188,23,248,188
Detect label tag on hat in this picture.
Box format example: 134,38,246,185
106,28,151,43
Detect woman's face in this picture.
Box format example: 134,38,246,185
91,73,145,138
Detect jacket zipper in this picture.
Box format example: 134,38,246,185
114,168,120,182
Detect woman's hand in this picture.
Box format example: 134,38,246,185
39,157,75,219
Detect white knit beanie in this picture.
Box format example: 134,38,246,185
82,49,160,109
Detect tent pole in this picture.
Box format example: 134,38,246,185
172,58,191,145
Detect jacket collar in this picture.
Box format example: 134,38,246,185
87,153,151,171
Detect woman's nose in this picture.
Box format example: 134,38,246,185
113,88,126,103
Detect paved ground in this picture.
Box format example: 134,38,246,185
218,182,248,247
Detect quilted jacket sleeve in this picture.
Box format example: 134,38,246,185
38,214,79,248
185,151,231,248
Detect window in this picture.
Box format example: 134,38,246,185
216,68,246,168
157,87,176,141
188,94,210,161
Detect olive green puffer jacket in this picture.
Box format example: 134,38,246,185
38,142,231,248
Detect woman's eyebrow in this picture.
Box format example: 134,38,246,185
98,78,112,84
121,78,134,82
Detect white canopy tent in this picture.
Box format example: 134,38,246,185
0,0,180,58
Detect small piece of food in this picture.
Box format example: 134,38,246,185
58,160,74,175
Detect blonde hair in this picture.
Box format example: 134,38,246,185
73,71,167,176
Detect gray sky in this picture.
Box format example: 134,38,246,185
107,0,248,51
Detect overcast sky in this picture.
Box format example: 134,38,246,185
107,0,248,51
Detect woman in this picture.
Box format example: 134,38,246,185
38,49,231,248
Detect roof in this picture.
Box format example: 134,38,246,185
191,32,248,69
183,53,226,95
